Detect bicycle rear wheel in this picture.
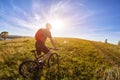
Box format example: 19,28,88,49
19,60,39,78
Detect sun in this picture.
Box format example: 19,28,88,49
50,19,65,32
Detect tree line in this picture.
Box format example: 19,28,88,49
0,31,120,46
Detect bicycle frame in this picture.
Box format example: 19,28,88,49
19,49,59,79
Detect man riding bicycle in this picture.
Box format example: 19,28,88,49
35,23,57,62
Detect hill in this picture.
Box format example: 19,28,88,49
0,35,32,40
0,38,120,80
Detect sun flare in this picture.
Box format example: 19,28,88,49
49,19,65,32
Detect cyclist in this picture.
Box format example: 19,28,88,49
35,23,57,62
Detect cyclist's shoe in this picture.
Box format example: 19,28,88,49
38,60,42,63
38,61,44,68
39,61,46,65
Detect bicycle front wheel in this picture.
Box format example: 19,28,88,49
47,53,59,79
19,60,39,78
48,53,59,67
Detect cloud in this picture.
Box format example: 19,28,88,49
0,0,40,31
0,0,94,36
30,0,94,27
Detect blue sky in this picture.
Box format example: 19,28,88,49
0,0,120,44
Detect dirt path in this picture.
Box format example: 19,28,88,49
90,42,120,67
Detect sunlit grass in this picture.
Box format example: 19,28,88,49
0,38,120,80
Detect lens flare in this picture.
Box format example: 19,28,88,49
50,19,65,32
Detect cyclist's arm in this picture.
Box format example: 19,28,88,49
49,37,56,49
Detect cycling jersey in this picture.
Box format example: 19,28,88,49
35,28,52,43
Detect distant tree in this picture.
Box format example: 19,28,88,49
118,41,120,46
105,39,108,43
0,31,8,40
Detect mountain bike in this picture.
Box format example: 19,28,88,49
19,48,59,79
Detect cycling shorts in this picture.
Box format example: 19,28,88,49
35,40,50,55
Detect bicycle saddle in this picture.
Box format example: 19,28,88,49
30,50,36,53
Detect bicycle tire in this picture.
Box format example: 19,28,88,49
19,60,39,78
48,53,59,68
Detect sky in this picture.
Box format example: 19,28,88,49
0,0,120,44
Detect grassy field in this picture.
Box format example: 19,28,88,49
0,38,120,80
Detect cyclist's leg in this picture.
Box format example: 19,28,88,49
41,51,52,62
35,41,42,59
41,45,52,62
